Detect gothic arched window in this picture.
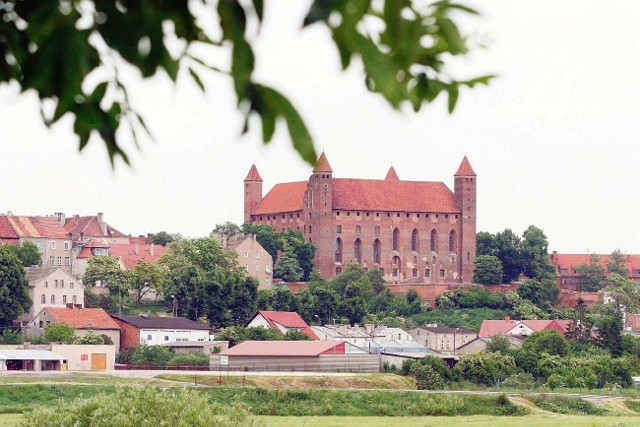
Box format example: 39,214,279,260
373,239,381,264
430,229,438,252
354,238,362,263
411,229,419,252
393,228,400,251
449,230,457,253
335,238,343,263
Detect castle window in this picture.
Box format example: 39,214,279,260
354,238,362,263
413,255,418,265
374,226,380,236
373,239,381,264
430,229,438,252
467,252,471,262
392,256,400,266
439,269,445,278
336,225,342,234
335,238,343,263
449,230,457,253
455,215,458,219
357,212,360,216
397,213,400,218
426,214,430,218
387,213,390,217
366,212,369,217
406,213,410,218
432,256,437,265
412,268,418,278
336,267,342,275
445,214,448,218
309,225,312,233
417,214,420,218
425,269,430,278
355,225,361,234
376,213,379,217
392,228,400,251
411,229,419,252
346,212,350,216
435,214,439,218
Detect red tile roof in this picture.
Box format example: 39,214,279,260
479,318,572,338
76,247,94,259
3,216,68,239
454,156,476,176
244,164,263,182
313,152,333,173
257,311,319,339
253,182,307,215
0,216,19,240
64,215,126,239
626,314,640,331
385,167,399,180
46,308,120,330
108,243,165,269
221,340,343,356
551,253,640,277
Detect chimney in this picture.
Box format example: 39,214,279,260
505,315,510,322
364,323,374,335
55,212,66,225
134,242,139,255
97,212,107,235
551,251,558,263
150,243,154,256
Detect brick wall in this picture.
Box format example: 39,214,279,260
111,318,140,350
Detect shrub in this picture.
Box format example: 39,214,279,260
74,332,105,345
43,323,76,344
401,359,416,376
168,352,210,367
22,386,262,427
117,345,174,366
411,364,445,390
502,372,535,390
454,352,517,386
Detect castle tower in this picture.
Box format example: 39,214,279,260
454,156,477,283
243,164,263,224
304,152,334,277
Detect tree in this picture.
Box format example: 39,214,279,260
83,256,128,314
0,246,31,326
211,222,243,240
0,2,491,166
242,223,279,262
273,247,303,282
18,242,42,267
128,260,166,306
606,249,628,277
520,225,556,281
476,231,497,257
486,335,511,353
151,231,181,246
517,278,560,307
43,323,76,344
521,330,568,356
23,386,261,427
494,229,524,283
596,303,623,357
279,229,316,281
473,254,503,284
75,331,105,345
600,273,640,312
574,254,606,292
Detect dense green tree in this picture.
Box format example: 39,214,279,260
517,278,560,307
273,247,303,282
83,256,129,314
308,283,340,325
279,229,316,281
128,260,167,306
521,330,568,357
211,222,243,240
0,328,24,344
473,254,503,285
0,2,489,166
229,277,259,326
476,231,497,257
0,246,31,326
596,303,624,357
486,335,511,353
494,229,524,284
520,225,556,281
150,231,181,246
606,249,628,278
256,289,273,311
454,352,517,386
601,273,640,312
18,242,42,267
271,288,298,312
43,323,76,344
574,254,606,292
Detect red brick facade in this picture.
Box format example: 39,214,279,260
245,154,477,284
111,317,140,350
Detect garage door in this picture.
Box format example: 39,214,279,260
91,353,107,370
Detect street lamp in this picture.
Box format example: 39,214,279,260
453,327,460,355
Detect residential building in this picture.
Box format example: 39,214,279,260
63,212,129,244
246,311,318,339
16,267,84,326
550,251,640,289
243,153,477,283
73,239,165,280
456,336,524,355
478,317,572,338
111,315,212,350
409,326,477,354
222,234,273,289
28,307,121,350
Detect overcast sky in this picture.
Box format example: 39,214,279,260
1,1,638,254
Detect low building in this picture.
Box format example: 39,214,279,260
478,317,572,338
16,267,84,326
550,251,640,288
111,315,212,350
28,307,121,350
409,326,477,354
0,349,64,371
51,344,115,370
311,324,416,353
455,336,524,355
247,311,318,339
215,340,377,372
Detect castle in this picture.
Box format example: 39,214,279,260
244,153,477,284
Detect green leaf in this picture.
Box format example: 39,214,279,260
447,84,459,113
304,0,334,26
189,67,205,92
252,0,264,22
462,74,497,88
438,17,466,54
91,82,108,103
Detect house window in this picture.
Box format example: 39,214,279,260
45,281,48,288
336,267,342,275
430,229,437,252
164,336,169,341
244,264,249,272
63,295,67,304
449,230,457,253
412,268,418,278
64,241,69,250
255,251,260,259
60,280,64,288
57,257,62,266
49,256,54,266
64,257,70,266
355,225,361,235
392,228,400,251
51,295,55,304
354,238,362,263
255,264,259,271
41,294,46,303
54,280,58,288
244,251,248,258
335,238,343,263
147,335,153,341
39,321,44,328
70,282,74,289
374,226,380,236
336,225,342,234
411,229,419,252
373,239,381,264
50,241,55,249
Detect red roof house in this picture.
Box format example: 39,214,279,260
246,311,319,340
479,317,571,338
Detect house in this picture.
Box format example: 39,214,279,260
73,239,165,280
409,326,477,354
478,316,572,338
111,315,212,350
0,214,73,271
549,251,640,289
455,336,524,355
215,340,378,372
243,153,477,283
16,267,84,327
28,307,121,350
63,212,129,244
247,311,318,339
222,234,273,289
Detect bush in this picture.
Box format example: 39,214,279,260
528,395,607,415
74,332,105,345
167,352,210,367
454,352,517,386
22,386,262,427
411,364,445,390
117,345,175,366
0,328,23,344
502,372,535,390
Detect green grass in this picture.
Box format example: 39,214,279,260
526,395,609,415
261,415,640,427
0,384,114,414
625,400,640,412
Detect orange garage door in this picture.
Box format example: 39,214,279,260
90,353,107,370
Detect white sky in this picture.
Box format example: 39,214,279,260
1,0,639,254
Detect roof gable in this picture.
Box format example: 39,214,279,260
244,164,263,182
45,308,120,330
454,156,476,176
255,311,318,339
25,267,72,284
253,182,307,215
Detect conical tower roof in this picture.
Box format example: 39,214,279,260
312,151,333,173
244,164,263,182
385,166,399,180
454,156,476,176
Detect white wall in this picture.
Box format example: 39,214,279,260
139,329,211,345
